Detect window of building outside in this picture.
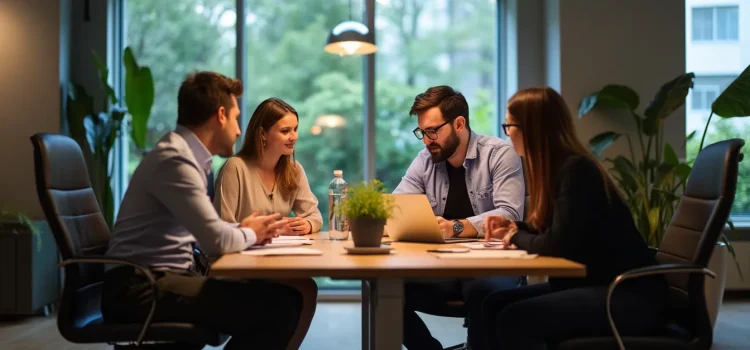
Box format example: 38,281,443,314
122,0,502,290
686,0,749,221
690,84,720,111
691,6,739,41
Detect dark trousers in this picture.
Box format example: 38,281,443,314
101,266,303,350
471,282,667,350
403,277,521,350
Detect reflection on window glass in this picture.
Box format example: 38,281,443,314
125,0,236,177
686,1,749,217
374,0,499,191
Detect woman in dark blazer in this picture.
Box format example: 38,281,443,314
472,87,668,349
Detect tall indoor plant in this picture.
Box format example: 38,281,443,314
579,69,750,328
578,72,695,248
66,47,154,229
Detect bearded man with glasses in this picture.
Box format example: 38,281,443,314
394,85,526,350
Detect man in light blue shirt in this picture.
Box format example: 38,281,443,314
102,71,310,349
394,86,525,350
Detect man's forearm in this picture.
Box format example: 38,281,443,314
458,219,478,238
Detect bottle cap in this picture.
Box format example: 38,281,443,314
333,170,343,177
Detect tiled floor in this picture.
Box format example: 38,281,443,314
1,300,748,349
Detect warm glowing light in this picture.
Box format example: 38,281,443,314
310,125,323,135
315,114,347,128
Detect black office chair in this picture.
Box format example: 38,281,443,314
554,138,745,350
30,133,229,349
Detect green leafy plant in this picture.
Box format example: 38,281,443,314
580,68,750,280
338,180,396,219
0,207,42,252
579,72,695,248
66,46,154,228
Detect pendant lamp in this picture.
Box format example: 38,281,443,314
324,0,377,56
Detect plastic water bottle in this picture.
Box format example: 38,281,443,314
328,170,349,240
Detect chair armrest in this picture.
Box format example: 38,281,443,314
58,257,158,347
606,263,716,350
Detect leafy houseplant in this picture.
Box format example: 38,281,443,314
66,47,154,229
578,73,695,248
579,67,750,276
0,208,42,252
338,180,396,247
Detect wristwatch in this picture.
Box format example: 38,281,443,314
452,220,464,237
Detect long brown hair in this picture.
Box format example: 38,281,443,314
507,87,613,231
236,97,300,197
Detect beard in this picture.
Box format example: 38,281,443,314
427,128,460,163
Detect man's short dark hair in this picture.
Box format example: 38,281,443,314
177,71,243,127
409,85,469,129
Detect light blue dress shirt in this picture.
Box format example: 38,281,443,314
106,126,256,271
393,131,525,237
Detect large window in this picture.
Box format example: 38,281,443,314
243,0,363,234
374,0,499,191
119,0,503,289
125,0,237,177
686,1,749,219
691,6,739,42
243,0,365,289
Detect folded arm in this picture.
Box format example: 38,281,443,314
293,164,323,233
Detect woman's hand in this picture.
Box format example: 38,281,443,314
285,217,312,235
483,215,518,249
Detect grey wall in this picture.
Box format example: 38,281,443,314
554,0,687,159
0,0,64,219
511,0,686,159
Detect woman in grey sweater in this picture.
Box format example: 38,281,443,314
214,97,323,235
214,97,321,349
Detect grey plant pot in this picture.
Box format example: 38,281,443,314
349,217,385,248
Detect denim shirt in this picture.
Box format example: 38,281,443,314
393,132,525,237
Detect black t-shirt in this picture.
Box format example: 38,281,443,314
442,162,475,221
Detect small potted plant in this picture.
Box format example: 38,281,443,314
0,208,42,252
338,180,396,247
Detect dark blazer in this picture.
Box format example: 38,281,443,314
510,154,663,289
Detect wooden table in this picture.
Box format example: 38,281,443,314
210,234,586,350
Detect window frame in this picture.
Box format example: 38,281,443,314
691,5,739,43
690,84,721,111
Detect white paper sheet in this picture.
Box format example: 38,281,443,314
459,242,505,250
241,247,323,256
246,241,305,249
273,238,313,244
432,250,537,259
274,236,314,242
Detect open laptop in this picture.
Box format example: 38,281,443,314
385,194,479,244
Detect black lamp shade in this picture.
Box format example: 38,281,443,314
324,21,377,56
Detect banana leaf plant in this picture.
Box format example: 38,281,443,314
65,46,154,229
580,68,750,279
578,73,695,248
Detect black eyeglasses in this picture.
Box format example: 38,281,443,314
413,120,453,140
501,123,520,136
